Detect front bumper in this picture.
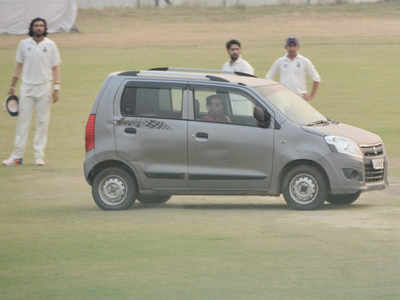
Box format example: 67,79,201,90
323,152,388,195
360,181,387,192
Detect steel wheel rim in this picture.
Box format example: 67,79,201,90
289,173,319,205
98,175,127,206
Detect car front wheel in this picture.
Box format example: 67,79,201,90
282,165,328,210
327,191,361,205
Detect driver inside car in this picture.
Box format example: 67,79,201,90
203,94,232,123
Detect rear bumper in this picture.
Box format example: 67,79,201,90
83,154,97,184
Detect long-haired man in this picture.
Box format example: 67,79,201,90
3,17,61,166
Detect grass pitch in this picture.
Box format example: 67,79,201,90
0,3,400,299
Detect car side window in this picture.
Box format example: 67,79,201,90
231,93,255,117
121,86,183,119
193,88,267,128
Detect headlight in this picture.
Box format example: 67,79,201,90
324,136,363,159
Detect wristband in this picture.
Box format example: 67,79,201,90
54,84,60,90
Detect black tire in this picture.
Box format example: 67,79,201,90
137,195,171,205
282,165,328,210
92,167,137,210
327,191,361,205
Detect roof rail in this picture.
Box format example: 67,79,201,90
141,70,230,83
148,67,257,78
234,71,257,78
205,75,229,82
118,71,139,76
149,67,169,71
149,67,223,73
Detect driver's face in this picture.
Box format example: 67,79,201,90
208,98,224,115
228,45,241,61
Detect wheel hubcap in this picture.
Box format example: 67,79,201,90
289,173,319,205
99,175,127,206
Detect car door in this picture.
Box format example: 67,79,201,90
187,85,275,192
114,80,188,191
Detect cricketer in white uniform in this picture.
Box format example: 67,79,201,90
3,18,61,166
266,37,320,101
222,39,254,75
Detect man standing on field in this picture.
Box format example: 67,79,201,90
2,17,61,166
266,37,320,101
222,39,255,75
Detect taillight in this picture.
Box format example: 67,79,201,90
85,114,96,152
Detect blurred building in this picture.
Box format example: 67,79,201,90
77,0,383,8
0,0,77,34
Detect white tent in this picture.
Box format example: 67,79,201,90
0,0,78,35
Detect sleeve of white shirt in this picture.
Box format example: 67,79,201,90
16,41,24,63
243,61,255,75
50,43,61,67
306,58,320,82
221,62,229,72
266,59,280,80
247,64,255,76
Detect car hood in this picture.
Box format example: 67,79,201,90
304,123,382,146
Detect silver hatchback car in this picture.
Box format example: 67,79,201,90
84,67,388,210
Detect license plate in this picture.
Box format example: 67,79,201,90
372,158,384,170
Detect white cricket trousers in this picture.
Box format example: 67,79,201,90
11,82,52,161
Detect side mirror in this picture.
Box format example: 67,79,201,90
253,106,271,128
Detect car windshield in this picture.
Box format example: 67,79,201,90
255,85,327,126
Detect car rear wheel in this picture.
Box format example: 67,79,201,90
282,165,328,210
327,191,361,205
138,195,171,205
92,167,136,210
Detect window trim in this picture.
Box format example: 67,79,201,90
189,118,271,129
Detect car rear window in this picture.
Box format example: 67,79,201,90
121,87,183,119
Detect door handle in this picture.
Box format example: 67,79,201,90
124,127,137,134
195,132,208,139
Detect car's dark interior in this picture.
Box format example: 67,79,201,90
121,87,182,119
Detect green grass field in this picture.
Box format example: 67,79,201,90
1,3,400,299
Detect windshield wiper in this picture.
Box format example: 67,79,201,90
327,118,339,124
306,120,330,126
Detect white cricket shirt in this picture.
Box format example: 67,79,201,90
222,57,255,75
266,54,320,95
16,37,61,85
